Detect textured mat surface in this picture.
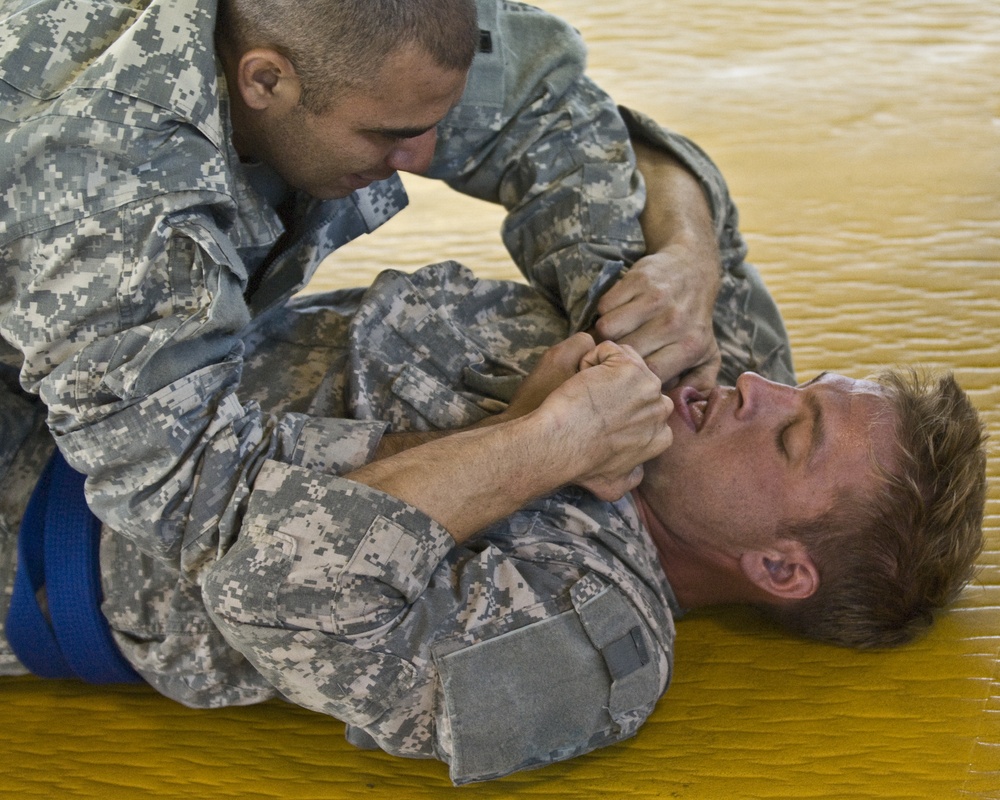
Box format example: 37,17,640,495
2,1,997,798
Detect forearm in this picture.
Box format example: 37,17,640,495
634,138,720,273
620,106,748,271
372,410,512,461
350,412,568,544
354,338,674,545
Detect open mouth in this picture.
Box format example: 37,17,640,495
689,396,708,431
674,386,711,432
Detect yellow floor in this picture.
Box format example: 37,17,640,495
2,1,997,797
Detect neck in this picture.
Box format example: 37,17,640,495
633,486,757,611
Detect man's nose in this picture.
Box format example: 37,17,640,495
385,128,438,175
735,372,798,416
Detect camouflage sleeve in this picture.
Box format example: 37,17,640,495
4,202,387,581
202,462,670,786
202,461,465,753
426,0,646,330
617,106,750,273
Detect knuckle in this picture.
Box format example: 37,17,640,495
681,331,711,358
592,315,617,341
646,282,670,304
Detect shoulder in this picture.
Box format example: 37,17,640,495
0,0,223,138
444,0,587,131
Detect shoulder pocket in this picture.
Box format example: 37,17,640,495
432,576,666,784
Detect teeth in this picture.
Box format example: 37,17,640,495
690,399,707,430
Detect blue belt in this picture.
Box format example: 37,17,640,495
6,448,142,684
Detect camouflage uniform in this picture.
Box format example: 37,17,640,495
205,263,682,784
0,0,795,784
0,264,791,783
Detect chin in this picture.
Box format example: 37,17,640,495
310,185,355,200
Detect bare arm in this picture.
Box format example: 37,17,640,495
348,335,674,544
594,139,722,389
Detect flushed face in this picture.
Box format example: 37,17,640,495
645,372,898,550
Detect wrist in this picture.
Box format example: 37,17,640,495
516,402,592,491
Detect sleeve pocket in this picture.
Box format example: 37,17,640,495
388,364,490,430
432,579,664,784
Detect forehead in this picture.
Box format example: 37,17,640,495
807,371,899,476
331,46,468,128
808,372,886,396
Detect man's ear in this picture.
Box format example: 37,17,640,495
235,48,301,111
739,540,819,601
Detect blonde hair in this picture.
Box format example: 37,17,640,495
773,369,987,649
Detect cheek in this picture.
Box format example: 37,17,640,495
661,437,773,506
336,144,390,176
715,462,787,528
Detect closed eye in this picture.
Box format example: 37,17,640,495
776,421,792,458
369,124,436,142
776,400,824,465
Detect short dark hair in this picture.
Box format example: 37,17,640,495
772,368,987,649
218,0,479,111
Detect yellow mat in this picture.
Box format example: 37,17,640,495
2,1,997,798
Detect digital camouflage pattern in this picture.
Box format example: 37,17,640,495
0,258,791,782
0,0,660,583
0,0,794,784
204,262,680,783
3,261,683,784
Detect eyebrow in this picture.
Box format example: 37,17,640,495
799,370,830,389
